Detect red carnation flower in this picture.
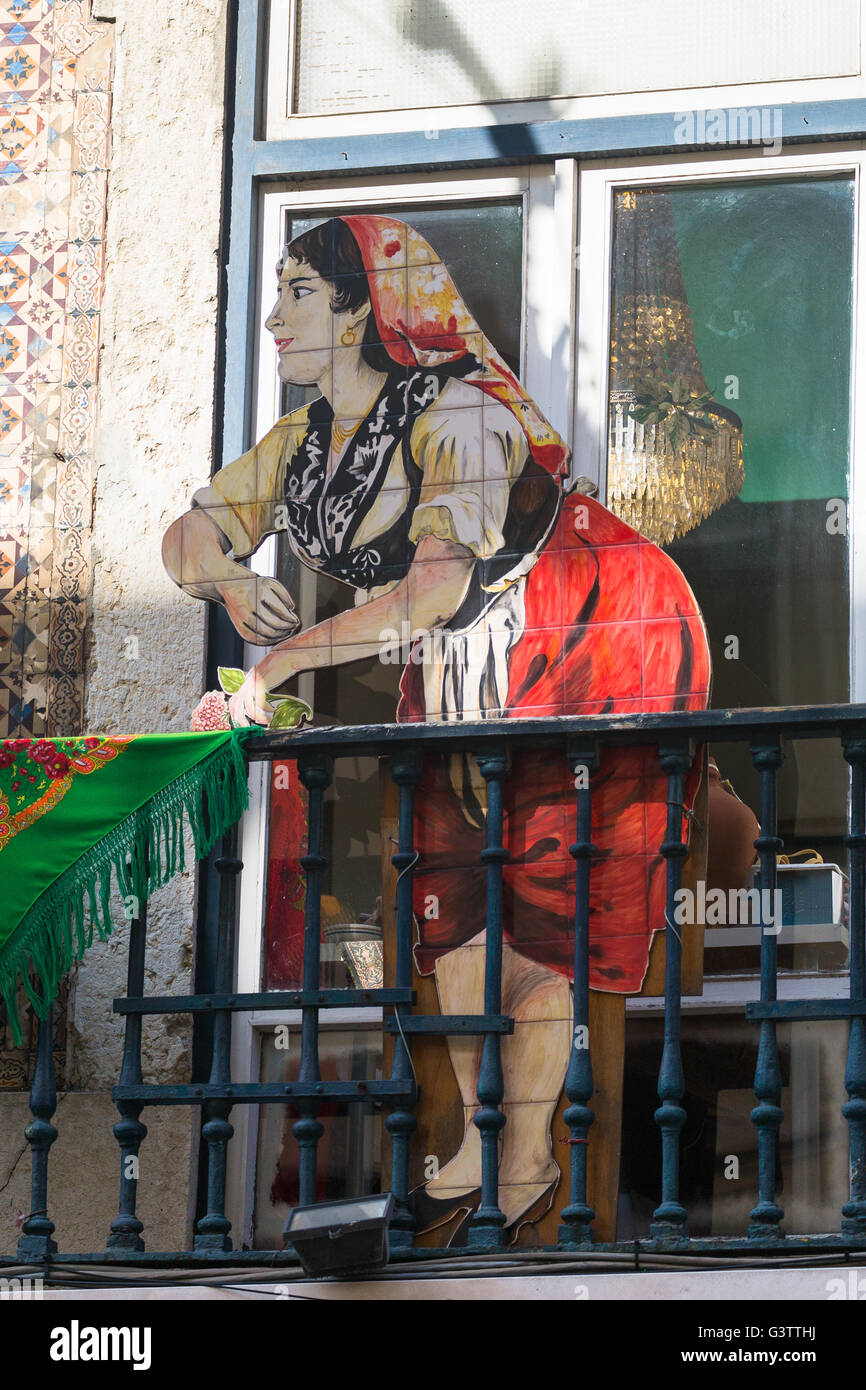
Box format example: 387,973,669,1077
29,740,56,765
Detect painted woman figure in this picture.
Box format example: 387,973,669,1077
163,215,711,1239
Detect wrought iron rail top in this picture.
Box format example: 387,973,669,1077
245,702,866,758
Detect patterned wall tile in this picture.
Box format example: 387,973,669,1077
0,36,52,103
45,667,81,733
0,105,46,169
51,518,87,598
0,529,26,600
0,0,111,738
45,96,72,167
0,666,26,732
17,595,50,665
20,665,47,731
0,460,29,526
50,590,85,654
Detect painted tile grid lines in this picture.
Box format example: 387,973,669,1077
0,0,111,736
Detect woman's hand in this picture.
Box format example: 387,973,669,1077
218,575,299,645
228,646,305,727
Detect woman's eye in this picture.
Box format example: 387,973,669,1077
292,286,313,301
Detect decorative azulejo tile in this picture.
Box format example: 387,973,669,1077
68,164,103,240
52,447,88,527
50,517,87,600
46,666,83,736
54,2,104,61
0,392,29,451
0,35,51,103
0,243,32,299
19,665,48,733
0,0,111,737
49,591,85,671
24,380,62,449
0,667,27,740
27,449,56,524
0,104,45,168
0,592,14,660
71,85,107,169
14,592,50,665
44,95,73,166
0,460,30,526
19,523,54,604
0,304,63,384
0,529,25,598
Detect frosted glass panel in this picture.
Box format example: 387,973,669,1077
291,0,859,115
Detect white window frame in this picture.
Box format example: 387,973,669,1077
226,163,576,1245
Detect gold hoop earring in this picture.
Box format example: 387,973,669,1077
340,327,356,346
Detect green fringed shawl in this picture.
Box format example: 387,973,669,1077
0,728,260,1042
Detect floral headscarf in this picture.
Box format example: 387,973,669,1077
342,214,569,479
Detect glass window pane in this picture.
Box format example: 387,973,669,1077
608,176,853,858
253,1029,384,1250
619,1014,849,1238
288,0,858,116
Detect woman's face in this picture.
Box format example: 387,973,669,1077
266,254,359,387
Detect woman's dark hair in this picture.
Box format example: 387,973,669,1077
286,218,394,373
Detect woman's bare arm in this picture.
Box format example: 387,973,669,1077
162,508,298,644
230,533,476,723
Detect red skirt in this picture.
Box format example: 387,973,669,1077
398,493,711,993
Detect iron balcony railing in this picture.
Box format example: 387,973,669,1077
7,705,866,1270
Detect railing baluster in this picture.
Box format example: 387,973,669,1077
559,741,599,1248
843,735,866,1236
293,751,331,1207
386,748,421,1251
17,1001,57,1259
108,894,148,1251
749,738,785,1242
468,745,509,1250
194,847,242,1251
650,738,695,1245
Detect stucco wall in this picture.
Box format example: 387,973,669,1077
0,0,230,1257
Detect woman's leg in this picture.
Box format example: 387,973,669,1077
423,933,571,1228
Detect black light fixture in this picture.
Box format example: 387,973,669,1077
284,1193,395,1277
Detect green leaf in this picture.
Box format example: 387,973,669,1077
217,666,246,695
671,375,690,405
668,417,688,451
268,696,313,730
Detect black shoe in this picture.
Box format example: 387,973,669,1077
409,1184,482,1236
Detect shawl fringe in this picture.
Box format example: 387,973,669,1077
0,729,256,1045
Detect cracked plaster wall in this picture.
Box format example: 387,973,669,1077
0,0,231,1256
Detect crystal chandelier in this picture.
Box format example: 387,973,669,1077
607,188,744,546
